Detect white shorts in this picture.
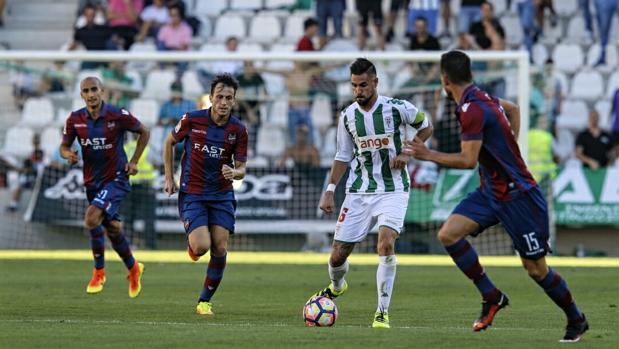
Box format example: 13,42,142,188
334,192,409,243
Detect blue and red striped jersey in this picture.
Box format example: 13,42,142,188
171,108,248,200
457,84,537,201
62,102,142,189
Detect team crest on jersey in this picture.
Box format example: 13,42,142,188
227,133,237,142
107,121,115,129
384,116,393,128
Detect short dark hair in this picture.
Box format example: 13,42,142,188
210,73,239,96
481,1,494,10
304,18,319,30
440,50,473,85
414,16,428,23
350,58,376,76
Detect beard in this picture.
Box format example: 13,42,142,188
356,92,375,108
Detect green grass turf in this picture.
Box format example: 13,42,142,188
0,260,617,349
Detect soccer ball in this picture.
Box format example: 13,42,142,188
303,296,338,327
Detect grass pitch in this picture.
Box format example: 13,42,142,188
0,255,617,348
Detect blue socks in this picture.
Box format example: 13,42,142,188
89,226,105,269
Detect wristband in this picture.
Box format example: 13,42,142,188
326,183,336,192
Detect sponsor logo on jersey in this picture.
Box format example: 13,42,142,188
80,137,113,150
74,123,87,128
356,134,393,152
194,142,225,158
191,129,207,135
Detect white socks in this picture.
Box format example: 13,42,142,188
376,255,397,313
328,260,349,291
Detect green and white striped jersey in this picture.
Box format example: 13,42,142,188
335,95,430,194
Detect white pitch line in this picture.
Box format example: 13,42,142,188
0,318,572,332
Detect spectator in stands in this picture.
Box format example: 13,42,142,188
6,133,45,212
575,110,618,169
236,61,266,153
315,0,345,49
75,0,107,28
356,0,386,50
517,0,539,62
409,16,441,50
9,61,37,110
528,115,558,182
408,0,440,37
459,0,484,33
535,0,558,29
158,81,196,126
386,0,409,42
469,1,505,50
70,4,117,68
136,0,170,42
211,36,243,75
40,61,70,95
579,0,593,37
107,0,144,50
156,4,191,51
277,125,320,169
611,88,619,142
102,61,136,109
297,18,319,51
594,0,619,65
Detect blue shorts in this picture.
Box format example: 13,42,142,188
452,186,550,260
86,181,131,222
178,192,236,235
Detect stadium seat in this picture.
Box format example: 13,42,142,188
262,73,288,96
55,108,70,127
586,44,618,71
322,38,358,52
554,128,576,163
499,15,523,47
249,15,282,43
194,0,228,16
142,69,176,100
570,70,604,101
2,126,34,159
552,44,584,73
267,98,289,128
214,15,247,40
256,125,286,158
321,126,337,161
311,94,334,131
266,0,295,8
554,0,577,17
540,18,563,45
594,100,612,130
20,97,54,129
246,155,269,168
555,100,589,131
489,0,507,15
566,16,592,44
283,14,309,43
147,125,164,166
238,42,265,53
230,0,263,11
606,71,619,98
40,127,62,158
197,42,227,72
130,98,160,127
196,14,213,39
531,43,549,66
126,42,157,72
125,69,144,91
181,70,204,99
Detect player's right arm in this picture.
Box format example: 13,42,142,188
163,113,191,196
60,115,79,165
320,113,353,214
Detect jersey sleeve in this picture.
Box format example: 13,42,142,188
61,114,76,146
234,125,248,162
334,112,354,162
171,113,191,142
401,101,430,130
459,103,485,141
119,108,142,132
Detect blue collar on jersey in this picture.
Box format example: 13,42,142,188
207,107,232,128
86,101,109,120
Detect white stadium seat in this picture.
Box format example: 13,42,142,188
230,0,262,11
311,94,333,131
540,18,563,45
554,128,575,163
586,44,618,71
126,42,157,72
284,14,308,42
249,15,282,43
238,42,264,53
130,98,160,128
266,0,295,9
606,71,619,98
555,100,589,131
570,70,604,101
3,126,34,159
566,16,591,44
256,125,286,158
21,97,54,129
499,15,523,47
181,70,204,99
531,43,549,66
555,0,578,16
267,97,289,128
214,15,246,40
141,69,176,100
552,44,584,73
40,127,62,159
594,100,612,130
147,126,165,166
125,69,143,91
320,126,337,162
194,0,228,16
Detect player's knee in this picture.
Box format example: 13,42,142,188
211,243,227,257
437,227,457,246
377,238,395,255
84,215,100,230
190,239,209,256
524,264,547,281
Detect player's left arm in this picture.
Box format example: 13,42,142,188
223,125,249,180
126,123,150,175
499,98,520,140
